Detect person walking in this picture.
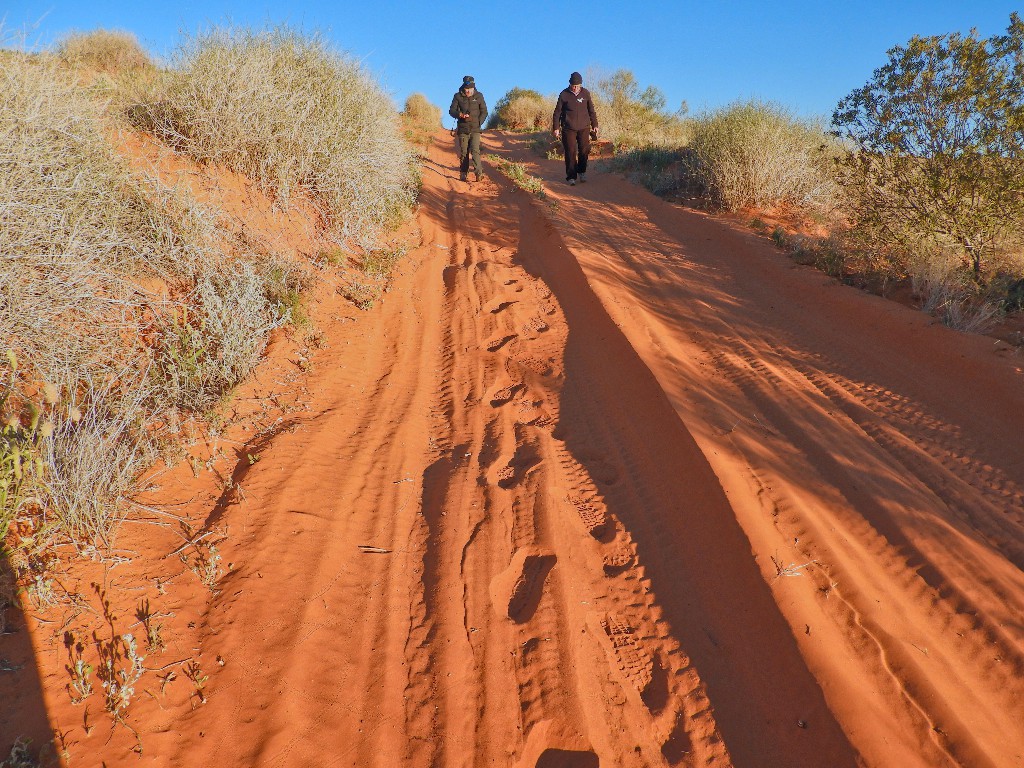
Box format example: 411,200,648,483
449,75,488,182
552,71,599,186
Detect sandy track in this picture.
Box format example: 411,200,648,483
101,129,1024,768
488,132,1024,766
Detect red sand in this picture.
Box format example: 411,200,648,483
2,130,1023,767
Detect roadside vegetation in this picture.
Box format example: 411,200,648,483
487,87,551,132
1,20,418,686
530,17,1024,334
831,13,1024,327
402,92,441,150
488,155,549,201
132,26,416,248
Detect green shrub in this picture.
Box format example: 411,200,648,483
833,13,1024,279
140,25,417,247
688,100,840,211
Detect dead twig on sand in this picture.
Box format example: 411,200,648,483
770,554,819,581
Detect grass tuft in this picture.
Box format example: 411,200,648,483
488,155,547,199
136,25,417,248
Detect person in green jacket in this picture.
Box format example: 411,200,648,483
449,75,488,182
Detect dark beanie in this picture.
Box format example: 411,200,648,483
462,75,475,88
569,71,583,85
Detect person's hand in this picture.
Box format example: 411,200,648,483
553,129,560,139
592,127,599,138
460,113,470,120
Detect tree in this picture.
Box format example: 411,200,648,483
591,69,686,149
832,14,1024,277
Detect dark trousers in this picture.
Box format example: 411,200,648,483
561,128,591,180
458,132,481,176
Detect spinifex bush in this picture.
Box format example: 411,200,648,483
689,100,840,212
607,146,690,197
143,25,417,247
0,50,213,380
58,29,152,75
402,93,441,149
487,88,550,132
0,48,292,549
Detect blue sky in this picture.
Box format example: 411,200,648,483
4,1,1021,124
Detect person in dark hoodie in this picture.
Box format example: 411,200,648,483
552,71,599,186
449,75,488,182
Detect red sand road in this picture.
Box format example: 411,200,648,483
3,130,1024,767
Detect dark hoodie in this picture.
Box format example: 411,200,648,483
449,87,488,134
552,87,598,133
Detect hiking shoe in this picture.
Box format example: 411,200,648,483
475,172,483,182
579,173,587,183
568,178,576,186
459,172,468,182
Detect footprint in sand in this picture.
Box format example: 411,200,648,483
513,720,599,768
489,546,556,623
490,381,523,407
518,356,553,377
522,317,550,335
487,333,518,352
493,446,542,488
485,298,516,314
602,539,635,575
568,495,610,539
586,612,655,698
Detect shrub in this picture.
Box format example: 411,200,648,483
57,29,152,74
141,25,417,247
488,87,550,131
909,251,1003,333
832,13,1024,279
152,262,290,412
402,93,441,148
606,146,690,196
687,100,840,211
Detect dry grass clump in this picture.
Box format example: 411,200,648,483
152,261,293,412
402,93,441,149
488,88,550,132
58,29,153,74
688,100,840,212
607,147,690,197
139,25,417,247
0,49,292,550
488,155,547,199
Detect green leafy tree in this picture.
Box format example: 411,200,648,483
832,14,1024,277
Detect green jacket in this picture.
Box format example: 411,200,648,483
449,89,488,134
